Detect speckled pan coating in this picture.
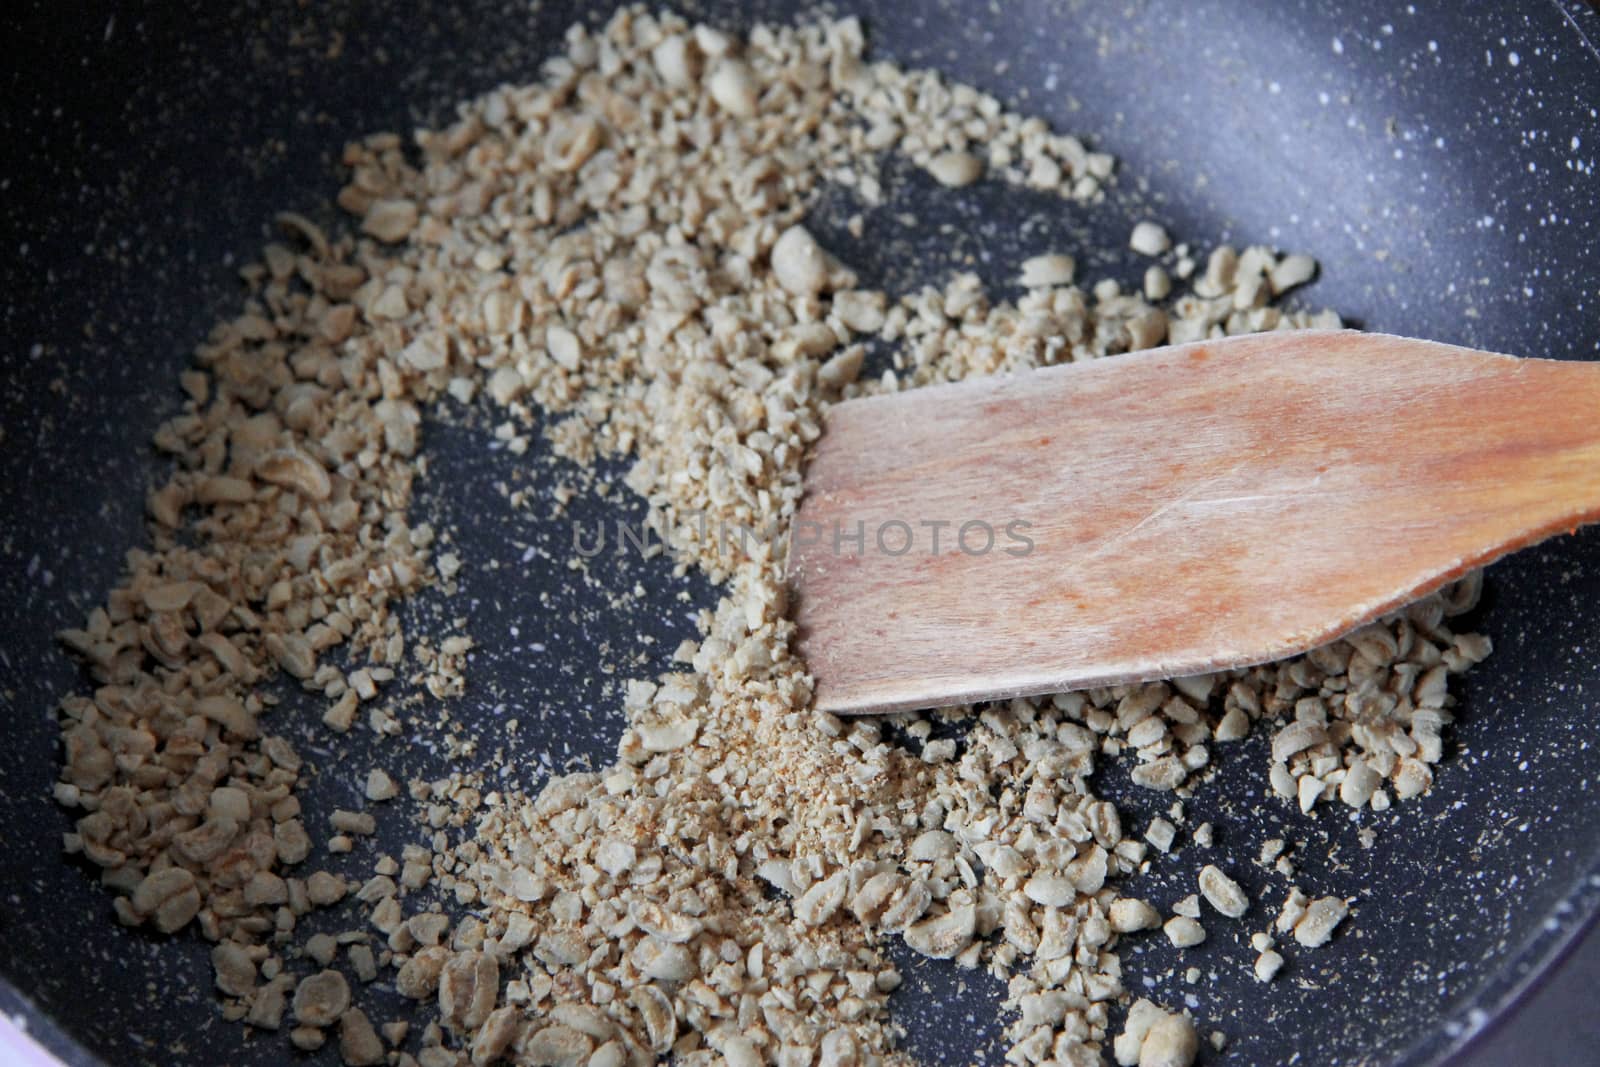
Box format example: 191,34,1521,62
1,2,1597,1065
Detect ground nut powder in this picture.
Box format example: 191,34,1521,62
50,9,1492,1066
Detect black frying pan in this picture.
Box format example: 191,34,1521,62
3,2,1599,1065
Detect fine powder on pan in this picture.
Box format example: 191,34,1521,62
49,8,1493,1066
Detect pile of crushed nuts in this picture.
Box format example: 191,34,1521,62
52,8,1491,1066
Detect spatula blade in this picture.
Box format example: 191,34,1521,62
789,330,1600,715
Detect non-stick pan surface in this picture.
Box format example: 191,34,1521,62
3,2,1599,1064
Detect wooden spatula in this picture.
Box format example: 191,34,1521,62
788,330,1600,715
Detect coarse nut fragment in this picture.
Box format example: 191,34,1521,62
481,290,517,335
1027,153,1063,188
1108,898,1162,933
256,448,332,501
306,934,338,968
1145,817,1177,853
1254,949,1284,982
306,871,347,907
903,900,977,959
1022,871,1075,908
1130,221,1172,257
637,717,697,753
365,769,399,802
1272,720,1328,762
1269,762,1296,799
400,331,449,372
331,810,376,836
1114,999,1165,1065
471,1006,522,1067
292,970,351,1028
211,942,257,997
290,1026,325,1052
196,694,258,739
1131,756,1188,792
268,633,317,680
833,290,885,334
1125,307,1168,350
522,1024,594,1067
535,930,586,967
1270,253,1318,294
131,867,201,934
247,978,291,1031
707,59,760,116
1199,245,1239,296
1276,887,1310,933
1393,756,1434,800
323,691,359,733
1067,843,1109,893
721,1036,761,1067
544,115,602,173
630,985,676,1054
1144,265,1172,301
409,912,450,947
1139,1012,1200,1067
546,326,583,371
783,319,838,358
493,912,535,956
1019,253,1075,288
1197,865,1249,918
1293,895,1349,948
1298,774,1326,813
196,632,253,680
210,786,251,823
818,346,864,391
396,945,450,1000
172,817,239,866
771,225,831,297
633,935,696,981
348,944,377,983
362,199,419,243
486,366,526,407
369,283,409,319
195,475,252,504
651,34,699,89
550,1003,614,1043
142,580,200,613
1127,715,1167,750
880,877,935,931
1213,705,1249,742
244,871,288,907
339,1007,385,1066
1163,916,1206,948
926,150,983,188
976,841,1026,879
594,838,636,877
438,951,499,1030
795,869,848,927
629,899,701,943
849,872,926,930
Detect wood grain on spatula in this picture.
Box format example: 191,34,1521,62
788,330,1600,715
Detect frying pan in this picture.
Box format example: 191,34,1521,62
2,1,1598,1064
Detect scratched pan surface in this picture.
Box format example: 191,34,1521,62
2,1,1599,1064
